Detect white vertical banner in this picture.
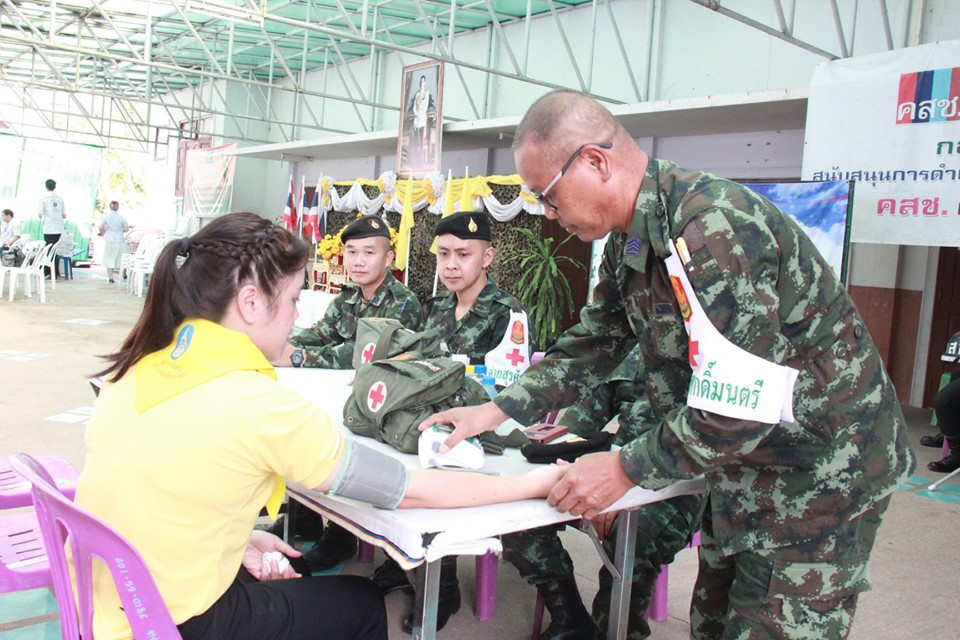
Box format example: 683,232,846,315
802,41,960,246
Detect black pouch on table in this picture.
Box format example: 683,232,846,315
520,432,614,464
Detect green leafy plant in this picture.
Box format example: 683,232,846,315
502,227,584,347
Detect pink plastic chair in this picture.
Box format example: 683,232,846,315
9,453,182,640
0,455,79,508
0,509,51,593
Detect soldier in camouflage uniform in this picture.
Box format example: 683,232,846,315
286,215,423,370
281,215,423,572
502,347,705,639
422,90,915,639
423,210,535,363
370,210,537,633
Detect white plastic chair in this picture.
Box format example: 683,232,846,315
129,241,164,297
120,238,158,286
0,241,46,301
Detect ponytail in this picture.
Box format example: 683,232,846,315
97,213,310,381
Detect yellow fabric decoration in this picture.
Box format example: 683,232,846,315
135,319,286,518
458,167,473,212
430,169,457,254
395,176,416,270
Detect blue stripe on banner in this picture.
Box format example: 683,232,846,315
914,70,934,122
929,68,953,122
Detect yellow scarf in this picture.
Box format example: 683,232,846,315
135,319,286,518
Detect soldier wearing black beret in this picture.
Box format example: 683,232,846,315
433,210,492,241
373,207,536,630
340,215,392,242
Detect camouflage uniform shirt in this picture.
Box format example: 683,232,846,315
422,279,535,364
293,272,423,369
495,158,915,556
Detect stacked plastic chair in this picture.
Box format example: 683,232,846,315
9,453,182,639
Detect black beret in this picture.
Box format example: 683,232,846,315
434,211,491,241
340,215,391,242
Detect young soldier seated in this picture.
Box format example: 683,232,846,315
371,210,536,632
277,214,423,571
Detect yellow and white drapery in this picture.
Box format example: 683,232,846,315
315,171,545,221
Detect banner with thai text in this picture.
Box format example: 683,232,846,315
802,41,960,246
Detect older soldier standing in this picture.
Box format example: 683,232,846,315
503,347,705,640
421,89,914,639
277,214,423,572
371,210,536,633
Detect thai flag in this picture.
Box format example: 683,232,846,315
298,175,308,237
305,175,324,244
282,176,297,232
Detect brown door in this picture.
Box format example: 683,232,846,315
924,247,960,406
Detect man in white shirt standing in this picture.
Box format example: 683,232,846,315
99,200,129,283
1,209,22,264
37,178,66,279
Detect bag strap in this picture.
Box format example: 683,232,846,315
372,323,402,362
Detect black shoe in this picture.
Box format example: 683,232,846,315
921,433,945,448
929,435,960,473
302,523,357,572
371,558,413,595
536,577,599,640
402,557,461,633
108,278,115,283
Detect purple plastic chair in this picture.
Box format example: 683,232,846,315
9,453,182,640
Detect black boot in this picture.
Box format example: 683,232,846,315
921,432,945,448
301,522,357,572
371,557,413,595
929,435,960,472
537,577,599,640
402,556,461,632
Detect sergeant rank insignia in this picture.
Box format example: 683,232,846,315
625,235,643,256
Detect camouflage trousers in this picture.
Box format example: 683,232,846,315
690,494,891,640
502,493,705,640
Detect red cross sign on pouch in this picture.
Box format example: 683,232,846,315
367,381,387,412
361,342,377,364
664,240,799,424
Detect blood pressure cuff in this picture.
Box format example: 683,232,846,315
520,432,614,464
328,440,409,509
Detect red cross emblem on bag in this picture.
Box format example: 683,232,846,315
367,382,387,413
361,342,377,364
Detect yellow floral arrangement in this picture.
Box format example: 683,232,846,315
315,215,398,261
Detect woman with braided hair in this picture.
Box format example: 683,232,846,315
77,212,568,640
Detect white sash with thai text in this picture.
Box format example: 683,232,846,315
484,311,531,387
665,241,798,424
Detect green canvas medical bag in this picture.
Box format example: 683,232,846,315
343,357,487,453
351,318,443,370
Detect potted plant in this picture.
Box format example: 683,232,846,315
501,227,583,347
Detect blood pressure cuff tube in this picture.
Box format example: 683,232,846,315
329,440,409,509
520,432,614,464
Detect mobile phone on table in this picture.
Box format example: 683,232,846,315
523,423,569,444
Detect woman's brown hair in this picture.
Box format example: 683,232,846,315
98,212,310,381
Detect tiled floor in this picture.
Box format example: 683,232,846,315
1,265,958,639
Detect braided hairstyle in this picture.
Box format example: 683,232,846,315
98,212,311,381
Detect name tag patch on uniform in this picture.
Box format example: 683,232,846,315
654,303,674,316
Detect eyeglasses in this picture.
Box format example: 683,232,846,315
532,141,613,211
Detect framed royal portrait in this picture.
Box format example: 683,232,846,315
397,61,444,179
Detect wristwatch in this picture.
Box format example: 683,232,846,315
290,348,305,368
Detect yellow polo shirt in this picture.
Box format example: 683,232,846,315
76,321,344,639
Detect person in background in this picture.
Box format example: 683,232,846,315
0,209,22,264
37,178,66,279
927,331,960,473
80,212,568,640
99,200,130,283
276,214,423,573
420,89,914,639
502,347,705,639
372,210,536,633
